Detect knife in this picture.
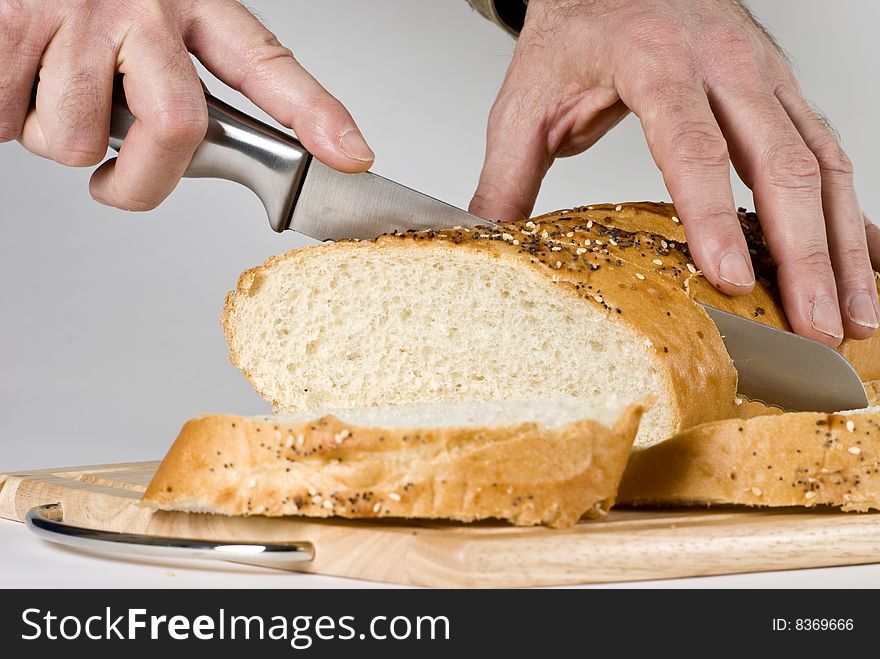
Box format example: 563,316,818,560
108,84,499,240
700,304,868,413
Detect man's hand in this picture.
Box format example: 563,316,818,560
1,0,373,212
470,0,878,345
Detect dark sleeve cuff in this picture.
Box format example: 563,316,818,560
466,0,528,38
493,0,529,35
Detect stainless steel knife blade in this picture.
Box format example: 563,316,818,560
700,304,868,412
289,160,497,241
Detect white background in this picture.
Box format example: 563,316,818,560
1,0,878,587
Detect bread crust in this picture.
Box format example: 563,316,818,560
223,202,740,440
617,410,880,511
143,404,644,529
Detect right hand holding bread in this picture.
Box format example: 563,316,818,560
0,0,373,211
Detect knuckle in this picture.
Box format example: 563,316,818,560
815,140,854,178
668,122,729,168
687,204,738,227
763,142,820,190
52,146,104,167
625,17,686,53
240,36,295,88
838,243,871,268
787,242,831,274
704,25,756,62
150,96,208,149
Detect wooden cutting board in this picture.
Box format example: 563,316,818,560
2,461,879,587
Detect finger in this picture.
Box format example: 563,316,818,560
470,81,626,221
0,5,43,142
775,87,878,338
88,21,207,211
710,83,844,345
468,89,552,221
622,79,755,295
183,0,372,172
18,16,114,166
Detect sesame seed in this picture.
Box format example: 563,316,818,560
512,239,520,246
307,486,317,496
615,205,622,212
594,239,603,246
502,232,514,241
576,247,587,255
388,492,401,502
311,494,322,504
593,295,604,303
551,246,562,252
541,230,549,239
848,446,861,455
635,273,646,280
334,429,351,443
735,397,743,406
322,500,334,510
296,434,305,447
671,215,680,223
805,491,817,500
555,261,562,268
686,263,697,274
586,220,593,229
661,240,668,249
846,420,856,433
608,239,618,246
506,486,513,494
285,435,294,448
751,487,762,497
566,231,574,238
653,259,663,266
247,478,257,489
372,502,381,513
525,221,536,228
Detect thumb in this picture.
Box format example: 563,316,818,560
469,97,551,222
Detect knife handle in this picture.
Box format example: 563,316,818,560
108,79,311,233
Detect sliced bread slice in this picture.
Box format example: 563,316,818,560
143,396,645,528
617,407,880,511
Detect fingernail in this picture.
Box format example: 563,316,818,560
847,291,879,329
340,129,374,162
811,298,844,339
718,251,754,287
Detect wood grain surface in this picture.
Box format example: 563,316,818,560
2,461,879,587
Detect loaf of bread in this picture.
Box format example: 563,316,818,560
224,203,738,448
616,408,880,511
223,202,879,449
143,397,645,528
